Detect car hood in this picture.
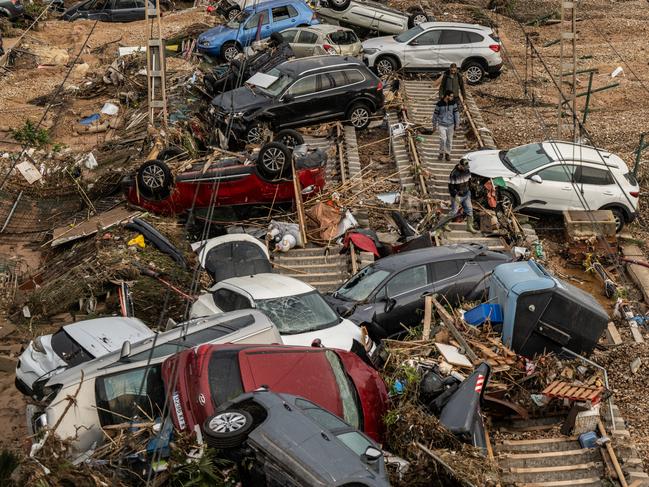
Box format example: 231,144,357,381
199,24,236,42
17,335,66,385
63,317,153,357
465,149,517,178
280,318,362,351
362,35,400,50
211,86,272,113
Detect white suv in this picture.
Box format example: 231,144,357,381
466,141,640,232
362,21,503,82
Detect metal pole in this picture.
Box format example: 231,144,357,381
581,71,595,126
633,132,647,178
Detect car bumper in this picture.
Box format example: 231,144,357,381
486,62,503,75
197,44,221,58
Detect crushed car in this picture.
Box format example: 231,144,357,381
467,140,639,231
280,24,363,57
202,389,390,486
62,0,154,22
208,55,385,146
124,142,326,217
325,244,512,340
163,343,389,442
27,310,282,452
15,316,153,400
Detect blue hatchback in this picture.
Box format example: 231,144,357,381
197,0,319,61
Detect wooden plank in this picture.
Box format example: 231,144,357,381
500,436,579,446
508,462,599,474
504,448,590,459
606,321,623,345
521,479,604,487
422,295,432,340
598,421,629,487
432,296,478,362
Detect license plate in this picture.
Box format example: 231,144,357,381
172,392,187,430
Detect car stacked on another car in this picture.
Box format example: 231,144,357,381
466,140,640,231
197,0,319,61
280,24,363,58
209,55,385,146
362,21,503,82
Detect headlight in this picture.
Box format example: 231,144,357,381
363,48,378,55
33,413,48,432
32,337,46,354
232,111,245,118
198,39,210,47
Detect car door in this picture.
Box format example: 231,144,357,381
280,28,299,51
241,9,270,45
272,74,319,127
292,29,320,57
437,29,471,67
523,163,577,211
572,165,618,210
432,257,488,302
79,0,111,20
404,28,441,69
372,264,433,337
270,4,300,33
111,0,144,21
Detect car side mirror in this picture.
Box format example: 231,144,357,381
384,297,396,313
362,446,383,463
529,174,542,184
283,94,294,103
119,340,131,360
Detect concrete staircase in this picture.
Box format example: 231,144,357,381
273,245,350,293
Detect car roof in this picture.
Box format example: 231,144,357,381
372,244,495,272
541,140,623,169
244,0,304,11
62,317,153,357
419,21,493,32
277,55,365,76
223,272,314,299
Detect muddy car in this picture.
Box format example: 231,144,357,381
325,244,512,340
163,343,389,442
203,390,390,486
124,142,326,217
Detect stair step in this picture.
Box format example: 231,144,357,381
497,437,581,453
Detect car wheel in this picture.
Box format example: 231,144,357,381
136,160,173,200
275,129,304,149
257,142,292,179
464,61,486,85
329,0,350,11
375,56,398,77
226,5,241,20
498,188,518,212
245,123,270,145
609,207,626,233
203,409,254,449
346,103,371,130
221,42,242,62
407,10,429,28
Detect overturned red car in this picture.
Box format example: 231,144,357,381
162,343,389,442
124,142,326,216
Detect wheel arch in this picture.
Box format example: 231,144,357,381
461,56,488,70
599,203,632,221
375,53,402,70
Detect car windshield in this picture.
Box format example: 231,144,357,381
335,265,390,302
503,143,553,174
256,67,294,97
324,350,361,428
51,329,94,367
395,25,423,43
255,291,340,334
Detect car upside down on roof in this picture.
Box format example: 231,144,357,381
123,141,325,216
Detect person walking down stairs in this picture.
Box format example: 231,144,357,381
432,91,460,161
443,158,479,234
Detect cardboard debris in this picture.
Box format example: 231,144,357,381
435,342,473,368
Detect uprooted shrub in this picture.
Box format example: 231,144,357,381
11,120,51,148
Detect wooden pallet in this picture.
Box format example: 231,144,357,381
542,381,604,404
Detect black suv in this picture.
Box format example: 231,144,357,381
209,55,385,145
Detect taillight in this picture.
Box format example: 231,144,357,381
323,44,336,55
630,191,640,198
377,80,383,91
489,44,501,53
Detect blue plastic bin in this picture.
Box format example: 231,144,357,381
464,303,503,326
578,431,598,449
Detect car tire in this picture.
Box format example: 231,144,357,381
203,409,254,449
257,142,292,179
329,0,350,11
407,9,430,28
346,103,372,130
463,60,486,85
221,41,242,62
245,122,270,145
275,129,304,149
375,55,398,77
136,160,174,201
225,5,241,20
608,207,626,233
498,188,519,212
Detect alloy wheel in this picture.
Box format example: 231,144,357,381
246,126,264,144
141,164,165,189
227,8,240,20
350,107,369,128
208,412,247,433
279,134,299,148
261,147,287,172
466,65,483,83
413,13,427,25
376,59,394,77
224,46,239,61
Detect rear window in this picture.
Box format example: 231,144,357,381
465,32,484,43
489,33,501,43
208,349,244,407
51,329,93,366
574,166,614,185
213,288,252,312
328,30,358,45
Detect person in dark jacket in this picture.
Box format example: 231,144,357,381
432,91,460,161
437,63,466,100
443,158,478,234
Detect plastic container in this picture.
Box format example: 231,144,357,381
578,431,599,449
464,303,503,326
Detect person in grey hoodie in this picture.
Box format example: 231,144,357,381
432,91,460,161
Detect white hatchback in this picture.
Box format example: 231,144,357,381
466,140,640,231
191,273,372,352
